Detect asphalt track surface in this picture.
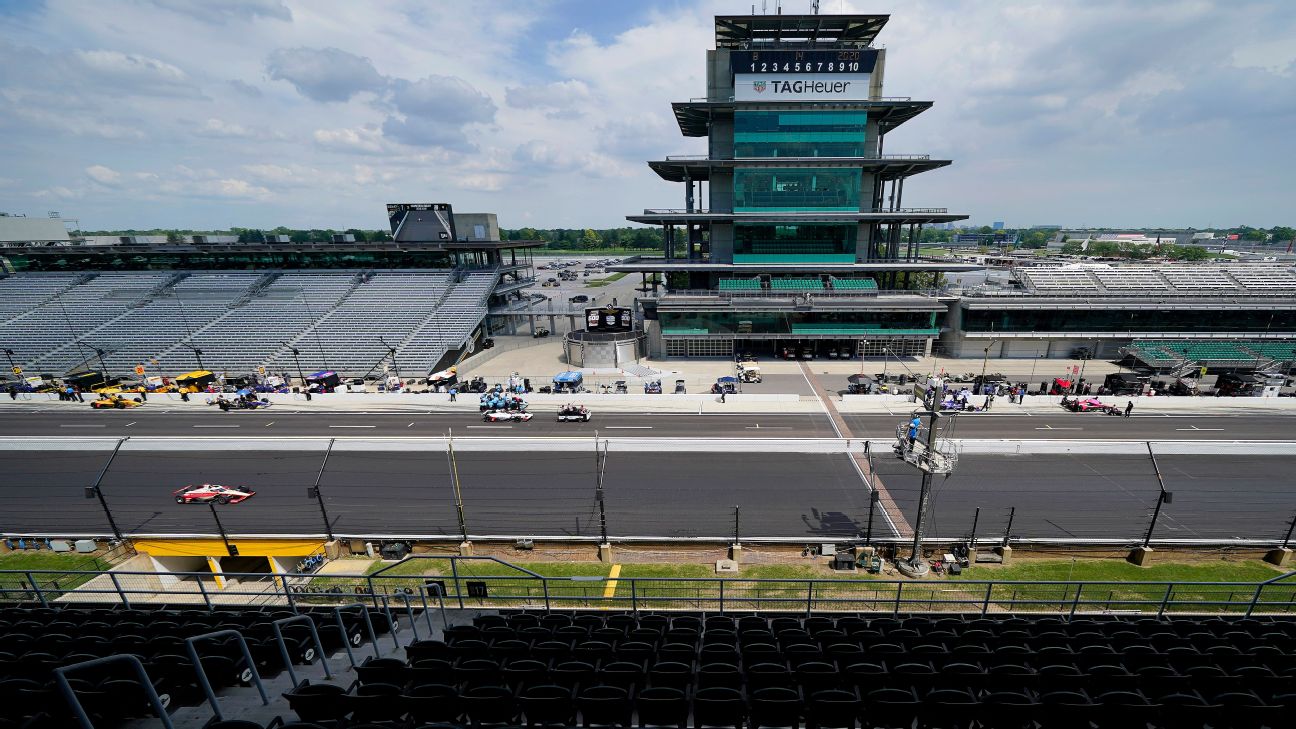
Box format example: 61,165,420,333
4,445,1294,543
0,411,1293,440
1,449,868,540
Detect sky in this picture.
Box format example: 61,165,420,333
0,0,1294,231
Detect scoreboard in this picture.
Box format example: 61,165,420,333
387,203,455,242
585,306,634,333
730,49,878,102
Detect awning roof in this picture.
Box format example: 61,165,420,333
647,156,950,183
714,14,889,48
672,100,932,137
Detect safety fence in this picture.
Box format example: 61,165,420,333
2,556,1294,617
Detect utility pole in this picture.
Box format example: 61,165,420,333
85,437,129,541
3,348,16,374
208,502,237,557
308,438,336,541
733,505,741,545
446,429,471,554
864,491,879,546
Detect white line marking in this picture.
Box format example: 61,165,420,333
408,422,415,428
605,426,652,429
745,426,792,430
1034,425,1082,430
125,422,136,427
329,425,376,429
1175,425,1225,431
59,424,105,428
193,425,240,428
265,421,275,427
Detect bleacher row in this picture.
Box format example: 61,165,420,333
2,607,1296,728
0,269,497,377
717,278,877,292
1126,340,1296,367
1017,266,1296,296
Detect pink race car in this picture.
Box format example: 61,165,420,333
1061,397,1120,415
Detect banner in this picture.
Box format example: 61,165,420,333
734,73,871,101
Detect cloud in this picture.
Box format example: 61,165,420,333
381,75,496,149
266,46,385,102
195,118,256,139
314,125,387,154
227,79,264,98
505,79,591,112
85,165,122,186
138,0,291,24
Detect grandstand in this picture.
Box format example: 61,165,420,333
0,269,499,378
3,567,1295,728
1124,339,1296,370
1016,265,1296,297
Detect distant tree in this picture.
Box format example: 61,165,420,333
1242,228,1269,242
164,230,184,244
1060,240,1085,255
977,225,994,234
1019,230,1050,249
1169,245,1209,261
1268,226,1295,242
344,228,369,243
580,229,602,249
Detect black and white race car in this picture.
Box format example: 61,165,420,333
483,410,533,423
557,405,592,422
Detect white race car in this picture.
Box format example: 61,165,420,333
483,410,533,422
557,406,592,422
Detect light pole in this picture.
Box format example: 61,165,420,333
3,348,15,373
1029,354,1043,387
181,342,205,372
289,346,305,389
1141,441,1173,549
379,337,401,383
207,501,237,557
84,437,129,541
979,338,998,391
308,438,337,541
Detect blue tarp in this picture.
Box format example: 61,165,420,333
717,376,738,384
553,371,583,384
307,371,336,380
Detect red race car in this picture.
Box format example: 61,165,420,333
173,483,256,505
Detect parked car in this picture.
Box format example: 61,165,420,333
569,294,590,303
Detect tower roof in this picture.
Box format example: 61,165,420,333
714,14,889,49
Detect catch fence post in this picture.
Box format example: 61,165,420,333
893,582,904,615
718,579,724,614
805,582,814,617
450,557,464,609
630,580,638,616
1246,584,1266,618
982,583,993,615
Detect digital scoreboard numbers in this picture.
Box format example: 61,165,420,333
731,49,878,102
730,50,879,75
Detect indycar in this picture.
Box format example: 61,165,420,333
91,394,143,409
557,405,592,422
483,410,534,423
1061,396,1121,415
173,483,256,504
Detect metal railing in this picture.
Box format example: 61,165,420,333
3,559,1293,617
662,154,933,161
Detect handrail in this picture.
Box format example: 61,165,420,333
332,602,382,668
54,655,174,729
662,153,933,161
185,629,269,720
639,207,950,215
272,614,332,688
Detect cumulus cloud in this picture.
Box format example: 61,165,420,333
195,118,256,139
266,47,385,102
381,75,497,149
85,165,122,186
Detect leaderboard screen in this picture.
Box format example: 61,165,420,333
586,306,634,333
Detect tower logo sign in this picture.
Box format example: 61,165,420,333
752,80,767,93
735,73,870,101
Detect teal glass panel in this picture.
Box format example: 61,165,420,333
734,110,867,157
733,168,861,211
734,222,857,256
